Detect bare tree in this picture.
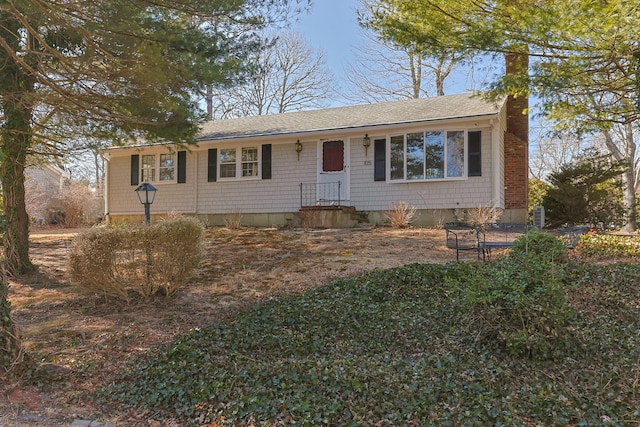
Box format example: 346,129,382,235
208,31,336,118
63,145,106,192
344,0,469,103
600,123,638,231
344,33,465,103
529,123,588,181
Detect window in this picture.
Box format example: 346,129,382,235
390,135,404,180
159,153,175,181
389,129,479,181
322,141,344,172
406,132,425,180
141,153,175,182
219,147,259,179
446,131,464,178
425,131,444,179
131,151,184,185
141,155,155,182
242,147,258,177
220,149,236,178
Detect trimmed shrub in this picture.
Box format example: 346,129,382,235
510,230,569,264
68,217,204,300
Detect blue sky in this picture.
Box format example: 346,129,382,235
291,1,503,104
292,0,489,101
293,0,361,88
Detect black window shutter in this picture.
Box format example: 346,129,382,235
374,138,386,181
130,154,139,186
468,131,482,177
207,148,217,182
177,151,186,183
262,144,272,180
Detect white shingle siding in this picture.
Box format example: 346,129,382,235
348,127,495,212
106,149,197,214
105,93,510,223
195,141,315,213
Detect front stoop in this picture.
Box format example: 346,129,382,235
297,206,369,228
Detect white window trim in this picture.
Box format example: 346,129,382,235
217,145,261,181
387,128,471,183
141,152,177,184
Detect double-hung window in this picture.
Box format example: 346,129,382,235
242,147,258,177
219,147,259,179
141,153,175,183
220,149,236,178
389,129,474,181
159,154,175,181
141,155,156,182
132,151,186,186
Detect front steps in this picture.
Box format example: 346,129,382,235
297,205,370,228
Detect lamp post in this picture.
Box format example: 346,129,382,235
135,183,157,225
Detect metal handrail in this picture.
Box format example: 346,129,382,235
299,181,341,208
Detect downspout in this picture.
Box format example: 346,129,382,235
489,119,502,208
193,151,199,216
103,153,110,225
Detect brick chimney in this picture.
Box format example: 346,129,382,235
504,52,529,220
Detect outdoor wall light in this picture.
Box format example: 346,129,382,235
135,182,157,225
363,134,371,156
295,140,303,160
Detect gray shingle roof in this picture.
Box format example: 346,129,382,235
198,93,501,141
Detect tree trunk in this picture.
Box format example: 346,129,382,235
0,277,28,376
206,85,214,120
1,18,36,275
603,125,638,232
621,125,638,232
1,105,35,275
621,167,637,232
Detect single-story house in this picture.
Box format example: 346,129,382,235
25,163,71,224
103,92,529,227
26,163,69,195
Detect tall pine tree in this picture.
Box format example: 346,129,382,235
0,0,307,374
366,0,640,230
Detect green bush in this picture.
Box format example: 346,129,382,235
579,233,640,258
542,151,627,228
68,217,204,300
510,230,569,264
458,232,574,359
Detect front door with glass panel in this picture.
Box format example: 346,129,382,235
317,139,348,204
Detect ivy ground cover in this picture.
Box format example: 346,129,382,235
106,261,640,426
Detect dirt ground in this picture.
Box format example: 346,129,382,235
1,225,454,426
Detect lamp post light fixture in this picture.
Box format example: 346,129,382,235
363,134,371,156
135,182,157,225
295,140,303,160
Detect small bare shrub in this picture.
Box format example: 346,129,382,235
434,209,447,229
466,205,504,229
58,182,99,228
25,177,49,225
68,217,204,300
385,201,417,228
224,211,243,229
